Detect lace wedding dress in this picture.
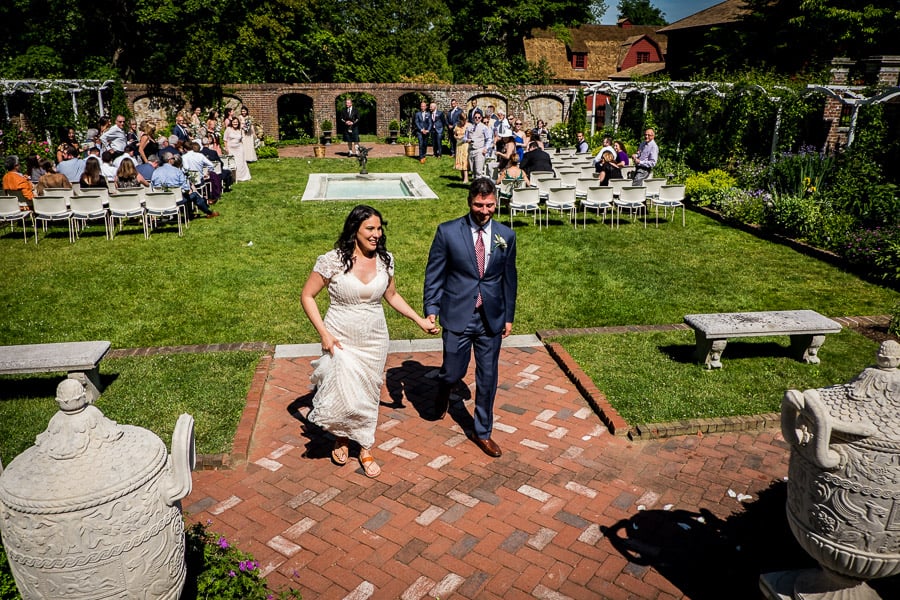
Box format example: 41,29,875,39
307,249,393,449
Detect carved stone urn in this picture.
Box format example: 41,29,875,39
0,378,195,600
779,340,900,599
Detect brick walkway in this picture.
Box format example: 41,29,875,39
185,336,812,599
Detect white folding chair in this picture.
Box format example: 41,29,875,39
643,178,667,203
0,195,34,243
508,186,541,229
654,185,686,227
69,194,110,240
108,191,148,238
614,186,647,228
558,170,579,188
582,186,613,228
33,195,74,244
620,166,636,180
608,178,629,200
528,171,555,186
545,187,577,228
574,177,594,200
536,177,561,202
144,190,187,237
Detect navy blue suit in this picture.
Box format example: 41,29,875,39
424,215,518,439
430,111,446,157
414,110,432,159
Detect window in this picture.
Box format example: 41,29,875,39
636,52,650,64
839,104,853,128
572,53,586,69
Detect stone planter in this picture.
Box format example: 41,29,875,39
388,130,399,144
0,379,194,600
322,131,332,145
772,340,900,599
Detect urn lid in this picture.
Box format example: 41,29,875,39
0,379,168,513
821,340,900,443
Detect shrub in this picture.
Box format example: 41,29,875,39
549,122,570,148
255,144,278,159
184,521,301,599
654,156,694,184
764,192,833,242
0,539,18,600
764,145,834,196
889,301,900,337
684,169,736,205
715,188,769,226
844,226,900,285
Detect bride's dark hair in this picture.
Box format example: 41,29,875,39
336,205,391,273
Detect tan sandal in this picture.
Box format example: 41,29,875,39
331,437,349,466
359,450,381,478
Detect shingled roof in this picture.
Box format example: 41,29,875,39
524,24,667,82
658,0,751,32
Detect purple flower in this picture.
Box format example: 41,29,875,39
228,570,236,577
218,536,229,549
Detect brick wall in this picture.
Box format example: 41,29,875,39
124,82,571,141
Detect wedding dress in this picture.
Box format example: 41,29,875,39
307,249,393,449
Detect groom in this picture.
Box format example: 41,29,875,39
424,178,518,457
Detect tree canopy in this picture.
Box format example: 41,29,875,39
616,0,667,26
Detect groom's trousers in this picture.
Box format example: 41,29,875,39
438,309,503,440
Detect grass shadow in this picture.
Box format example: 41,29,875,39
0,372,119,402
659,340,793,364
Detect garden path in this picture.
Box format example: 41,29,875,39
184,335,822,599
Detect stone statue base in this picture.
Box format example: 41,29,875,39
761,570,882,600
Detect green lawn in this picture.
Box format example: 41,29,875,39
0,155,896,460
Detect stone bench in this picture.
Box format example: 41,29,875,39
684,311,841,369
0,341,111,401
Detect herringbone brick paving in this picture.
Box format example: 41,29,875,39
185,344,804,599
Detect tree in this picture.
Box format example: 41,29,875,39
568,88,587,143
617,0,666,26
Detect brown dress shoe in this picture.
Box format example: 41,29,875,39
206,211,220,218
473,436,501,457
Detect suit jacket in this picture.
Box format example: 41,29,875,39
173,124,191,143
424,216,517,335
431,111,446,133
447,107,462,127
520,149,554,175
414,110,432,135
340,106,359,132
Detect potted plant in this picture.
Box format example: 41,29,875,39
401,119,418,157
388,120,400,144
321,119,333,145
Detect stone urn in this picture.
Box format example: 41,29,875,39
778,340,900,599
0,378,195,600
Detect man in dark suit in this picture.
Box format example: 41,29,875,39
414,101,432,163
520,140,554,176
172,114,191,144
446,98,462,157
429,102,446,158
340,97,360,156
424,178,518,458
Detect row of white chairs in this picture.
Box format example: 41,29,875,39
506,183,686,229
0,189,188,244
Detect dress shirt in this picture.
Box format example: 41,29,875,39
56,158,86,183
469,217,493,271
181,150,214,174
635,140,658,169
100,126,127,152
150,163,190,192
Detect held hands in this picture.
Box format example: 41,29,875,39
503,322,512,338
421,314,440,335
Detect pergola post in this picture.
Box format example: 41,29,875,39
769,101,782,163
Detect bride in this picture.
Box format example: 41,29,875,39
301,205,439,477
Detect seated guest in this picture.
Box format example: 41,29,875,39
201,137,232,192
138,121,159,163
56,145,86,183
26,154,45,183
496,153,530,202
182,141,221,202
79,156,110,190
137,154,159,182
595,151,622,185
115,158,149,190
592,136,614,166
150,153,219,219
575,131,589,154
167,135,183,155
114,144,140,170
519,140,554,176
36,160,72,195
2,155,35,206
101,150,119,182
56,127,81,163
613,140,629,168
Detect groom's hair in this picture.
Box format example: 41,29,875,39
468,178,496,202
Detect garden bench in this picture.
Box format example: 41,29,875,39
0,341,111,401
684,310,841,369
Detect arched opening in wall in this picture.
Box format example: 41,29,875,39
335,92,376,138
523,95,565,129
398,92,431,138
278,93,314,142
466,94,506,120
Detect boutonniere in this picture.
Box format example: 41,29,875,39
493,234,507,250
